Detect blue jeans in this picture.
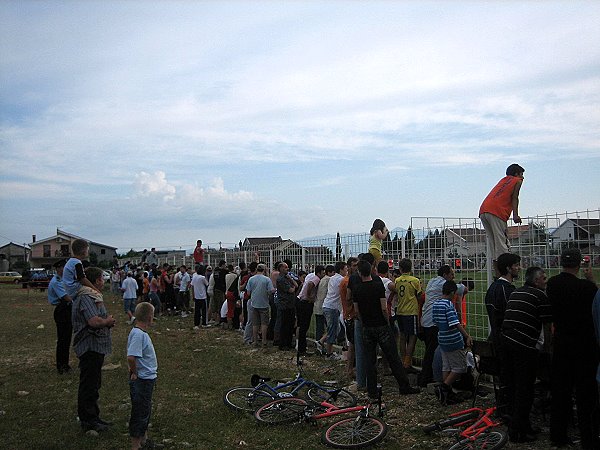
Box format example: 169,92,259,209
323,307,339,345
362,324,410,398
354,319,366,388
129,378,156,438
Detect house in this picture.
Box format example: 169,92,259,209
29,229,117,269
0,242,31,271
550,218,600,249
241,236,283,249
506,223,550,257
443,227,487,257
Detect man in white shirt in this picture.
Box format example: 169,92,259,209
176,265,191,317
296,265,325,355
190,265,209,329
121,272,138,325
317,262,348,360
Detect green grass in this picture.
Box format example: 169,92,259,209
0,284,560,449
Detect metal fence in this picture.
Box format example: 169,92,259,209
119,208,599,342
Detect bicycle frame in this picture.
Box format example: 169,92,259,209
456,406,501,441
251,356,337,398
310,385,385,422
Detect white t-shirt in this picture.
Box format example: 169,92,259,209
380,276,394,315
190,274,208,299
178,272,190,292
298,273,320,301
322,273,343,312
122,277,138,299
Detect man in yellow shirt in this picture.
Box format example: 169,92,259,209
394,258,422,374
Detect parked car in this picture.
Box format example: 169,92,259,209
0,271,23,283
102,270,111,282
21,268,53,288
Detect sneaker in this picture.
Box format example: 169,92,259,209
181,313,189,318
399,386,420,395
81,421,109,432
315,340,324,355
327,353,342,361
193,326,200,330
96,418,114,426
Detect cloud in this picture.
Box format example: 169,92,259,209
133,171,176,201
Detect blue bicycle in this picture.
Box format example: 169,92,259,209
224,356,357,413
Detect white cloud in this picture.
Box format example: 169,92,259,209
133,171,176,201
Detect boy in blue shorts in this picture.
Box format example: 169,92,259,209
127,302,158,449
432,280,472,405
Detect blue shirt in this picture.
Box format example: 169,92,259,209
48,274,67,306
246,274,274,309
63,257,84,298
127,327,158,380
432,298,463,352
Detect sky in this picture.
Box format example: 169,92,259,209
1,1,599,253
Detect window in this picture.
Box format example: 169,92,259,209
43,245,51,257
101,249,106,255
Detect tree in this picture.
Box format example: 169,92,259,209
405,227,415,257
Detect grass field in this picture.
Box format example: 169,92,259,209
0,284,562,449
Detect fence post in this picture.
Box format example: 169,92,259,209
401,235,406,259
301,247,306,271
269,249,274,273
344,243,350,260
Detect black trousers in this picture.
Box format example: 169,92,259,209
296,301,313,353
503,339,537,437
279,307,296,349
54,302,72,370
551,342,600,449
78,351,105,424
418,325,438,387
194,298,207,326
363,324,410,398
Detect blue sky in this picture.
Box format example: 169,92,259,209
1,1,599,252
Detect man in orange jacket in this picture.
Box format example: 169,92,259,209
479,164,524,275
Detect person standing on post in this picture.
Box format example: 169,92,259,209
72,267,116,433
547,248,599,449
193,240,204,268
48,258,72,374
479,164,524,276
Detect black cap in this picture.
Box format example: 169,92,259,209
53,259,67,268
560,247,582,267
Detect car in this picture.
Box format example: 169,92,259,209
0,271,23,283
102,270,111,282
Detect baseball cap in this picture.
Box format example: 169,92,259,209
560,247,582,267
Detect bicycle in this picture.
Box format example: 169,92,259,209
223,354,357,413
254,384,387,449
422,405,508,450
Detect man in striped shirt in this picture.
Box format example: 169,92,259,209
432,280,472,405
501,267,552,443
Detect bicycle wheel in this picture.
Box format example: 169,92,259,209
321,416,388,449
422,410,480,434
306,386,357,408
223,387,275,413
254,397,308,425
447,430,508,450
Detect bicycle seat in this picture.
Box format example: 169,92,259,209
250,374,271,387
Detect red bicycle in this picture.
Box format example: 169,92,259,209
254,384,388,449
422,405,508,450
